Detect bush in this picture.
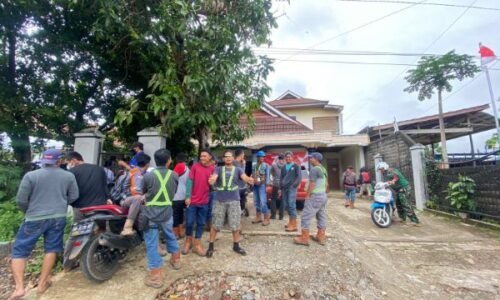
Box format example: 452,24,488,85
0,164,24,241
446,175,476,211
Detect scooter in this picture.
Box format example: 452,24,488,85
370,182,395,228
63,204,142,282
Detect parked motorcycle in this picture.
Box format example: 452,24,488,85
63,204,142,282
370,182,395,228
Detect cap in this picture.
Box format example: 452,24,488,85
277,154,285,160
40,149,63,165
284,151,293,157
308,152,323,162
256,150,265,158
376,161,389,171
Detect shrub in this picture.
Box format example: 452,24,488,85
446,175,476,211
0,164,24,241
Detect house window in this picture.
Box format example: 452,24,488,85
313,116,337,132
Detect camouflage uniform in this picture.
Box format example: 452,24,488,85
385,168,419,224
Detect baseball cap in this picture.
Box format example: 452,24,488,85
256,150,265,158
308,152,323,162
40,149,63,165
278,154,285,160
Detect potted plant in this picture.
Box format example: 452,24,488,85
446,175,476,219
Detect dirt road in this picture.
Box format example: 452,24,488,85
3,192,499,299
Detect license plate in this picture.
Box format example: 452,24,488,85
71,222,94,236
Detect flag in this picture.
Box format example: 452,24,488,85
479,44,496,65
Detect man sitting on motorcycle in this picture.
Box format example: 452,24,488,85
141,148,180,288
376,162,420,226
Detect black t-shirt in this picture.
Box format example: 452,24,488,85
70,163,110,208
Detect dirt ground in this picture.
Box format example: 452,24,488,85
1,192,499,299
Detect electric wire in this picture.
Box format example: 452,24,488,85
332,0,500,11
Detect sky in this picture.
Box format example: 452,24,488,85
263,0,500,153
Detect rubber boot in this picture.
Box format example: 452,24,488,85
144,268,164,288
311,228,326,245
120,219,135,236
173,226,180,239
350,201,355,209
193,239,207,257
285,218,298,232
262,213,271,226
284,219,291,229
293,229,310,246
252,212,262,224
178,224,185,239
169,251,181,270
182,236,193,255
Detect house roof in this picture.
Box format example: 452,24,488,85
358,104,498,145
268,90,343,111
239,102,311,135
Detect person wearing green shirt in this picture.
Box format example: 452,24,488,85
377,162,420,225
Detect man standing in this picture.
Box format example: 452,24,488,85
206,150,254,258
343,166,357,209
129,142,144,168
10,149,79,299
65,151,110,222
270,154,285,220
251,151,271,226
141,149,181,288
281,151,302,232
294,153,328,246
234,149,249,217
182,149,215,256
377,162,420,226
358,167,372,199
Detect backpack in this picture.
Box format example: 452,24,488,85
110,171,130,203
362,171,370,183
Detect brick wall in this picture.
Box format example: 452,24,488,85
433,165,500,218
365,132,416,204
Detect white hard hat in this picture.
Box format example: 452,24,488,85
376,162,389,171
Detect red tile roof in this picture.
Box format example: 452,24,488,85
240,110,311,135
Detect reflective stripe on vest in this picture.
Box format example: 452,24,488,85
215,166,238,191
313,165,328,194
147,169,173,206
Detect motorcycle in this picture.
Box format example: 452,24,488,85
370,182,395,228
63,204,142,282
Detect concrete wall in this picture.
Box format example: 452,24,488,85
277,107,340,130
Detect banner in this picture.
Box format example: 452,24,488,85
263,151,309,169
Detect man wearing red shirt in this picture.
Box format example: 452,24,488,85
182,149,215,256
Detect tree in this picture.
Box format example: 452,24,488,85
404,51,480,166
104,0,276,153
485,133,499,150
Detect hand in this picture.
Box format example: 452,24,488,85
247,177,254,185
208,174,218,185
185,198,191,207
106,199,113,205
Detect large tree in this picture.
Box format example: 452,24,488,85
103,0,276,153
404,51,479,166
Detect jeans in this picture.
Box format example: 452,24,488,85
185,205,209,239
206,192,215,223
270,186,284,218
12,217,66,259
143,217,179,270
253,184,269,214
239,189,247,211
345,188,356,202
172,200,186,227
282,187,297,218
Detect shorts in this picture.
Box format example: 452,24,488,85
12,217,66,259
212,200,241,231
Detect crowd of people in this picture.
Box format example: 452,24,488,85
9,142,418,299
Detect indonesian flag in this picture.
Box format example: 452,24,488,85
479,44,496,65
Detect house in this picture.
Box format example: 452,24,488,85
228,90,370,190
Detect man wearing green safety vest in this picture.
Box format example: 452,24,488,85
294,152,329,246
141,149,180,288
377,161,420,226
207,149,254,258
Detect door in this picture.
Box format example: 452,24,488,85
327,159,340,190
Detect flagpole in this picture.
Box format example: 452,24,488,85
479,43,500,147
483,62,500,149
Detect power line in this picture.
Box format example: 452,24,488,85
342,0,478,123
278,0,427,62
332,0,500,11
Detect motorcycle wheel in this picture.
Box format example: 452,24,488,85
371,206,392,228
80,234,120,282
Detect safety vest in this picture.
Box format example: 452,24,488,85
312,165,328,194
215,166,238,191
147,169,173,207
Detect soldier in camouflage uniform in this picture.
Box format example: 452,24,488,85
376,162,420,225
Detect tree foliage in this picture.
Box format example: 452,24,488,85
105,0,276,152
485,133,499,150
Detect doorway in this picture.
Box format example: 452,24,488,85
327,159,340,190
